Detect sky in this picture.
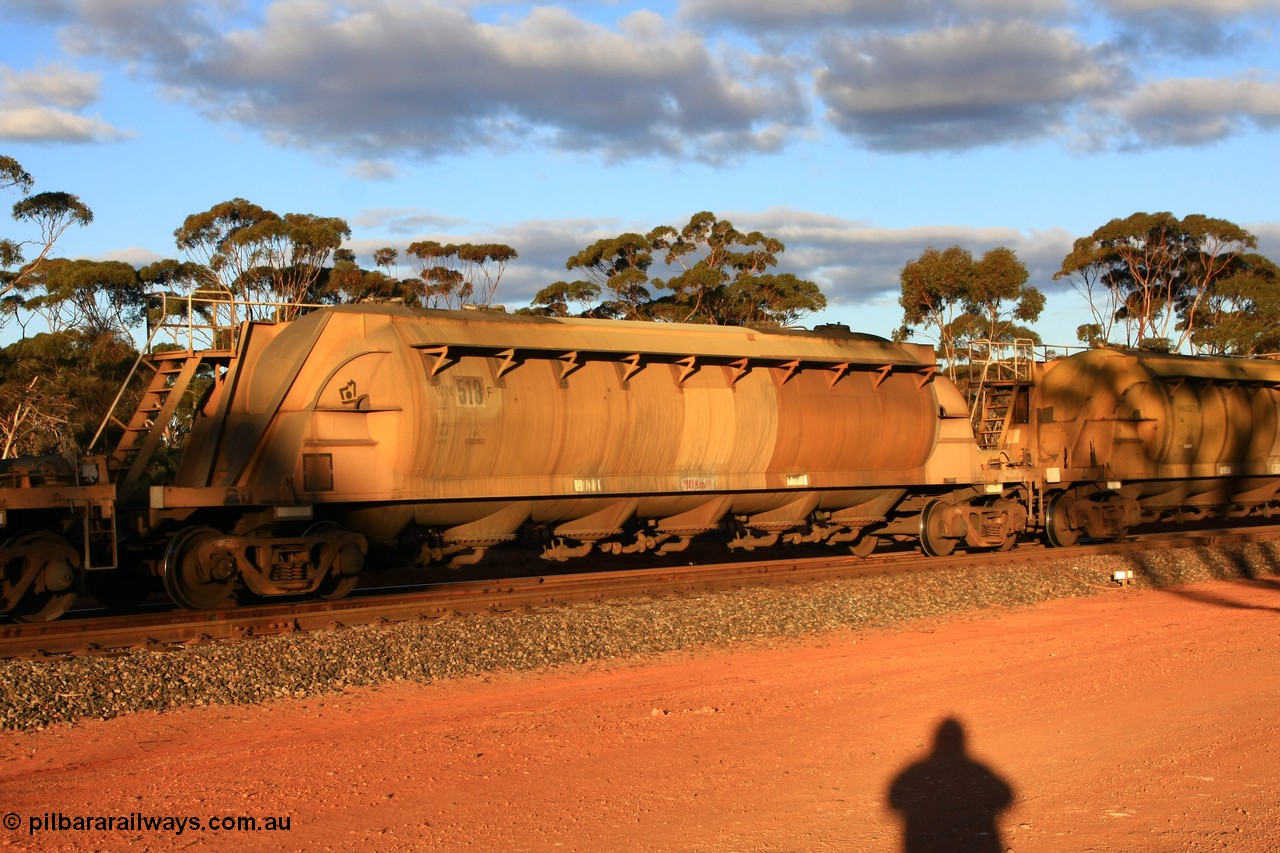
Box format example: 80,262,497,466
1,0,1278,349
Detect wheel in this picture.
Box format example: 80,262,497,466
849,533,880,558
306,522,364,601
163,527,236,611
919,500,958,557
1045,492,1080,548
5,531,80,623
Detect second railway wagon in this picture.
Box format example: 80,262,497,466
1020,348,1280,546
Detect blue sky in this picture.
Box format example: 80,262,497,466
2,0,1278,348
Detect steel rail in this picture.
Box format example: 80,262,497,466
4,523,1279,660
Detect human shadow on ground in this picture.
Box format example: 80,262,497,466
887,717,1015,853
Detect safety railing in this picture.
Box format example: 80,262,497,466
145,290,330,356
965,339,1036,385
88,292,327,456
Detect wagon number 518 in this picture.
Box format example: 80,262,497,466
455,376,486,407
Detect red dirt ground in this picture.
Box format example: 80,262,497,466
3,576,1279,852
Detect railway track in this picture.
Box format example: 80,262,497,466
5,523,1280,660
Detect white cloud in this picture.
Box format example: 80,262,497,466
2,63,100,109
735,208,1077,304
1108,76,1280,147
17,0,1279,159
816,22,1124,150
681,0,1072,30
0,105,124,142
352,207,473,234
0,62,128,142
346,160,399,181
344,212,640,304
50,0,807,163
1100,0,1279,14
100,245,165,266
1253,220,1280,246
1094,0,1280,54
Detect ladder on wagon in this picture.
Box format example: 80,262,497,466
965,339,1035,450
89,290,244,492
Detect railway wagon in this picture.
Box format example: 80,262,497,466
10,299,1025,620
160,303,1010,603
992,347,1280,546
0,455,115,621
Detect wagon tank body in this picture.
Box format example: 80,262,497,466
167,304,984,564
1030,348,1280,544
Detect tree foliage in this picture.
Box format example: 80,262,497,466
1,155,94,316
961,247,1046,341
527,279,604,318
373,246,399,276
404,241,518,310
0,329,136,458
1055,212,1257,351
896,245,1042,373
544,232,655,320
0,156,33,194
173,199,351,317
15,258,146,338
529,212,825,326
1187,253,1280,355
322,249,408,305
647,212,826,325
138,258,213,294
896,246,972,367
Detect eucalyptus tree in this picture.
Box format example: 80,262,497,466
1,154,94,313
373,246,399,277
954,247,1044,344
896,247,961,368
1055,212,1257,351
0,327,136,458
526,279,604,317
647,212,826,325
323,249,406,305
404,240,519,310
15,258,146,339
896,245,1042,376
1187,253,1280,355
173,199,350,317
552,232,655,319
534,212,825,326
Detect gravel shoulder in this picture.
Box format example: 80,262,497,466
2,543,1279,851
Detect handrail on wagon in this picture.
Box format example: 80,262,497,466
965,339,1036,385
964,339,1035,447
145,289,238,356
88,292,325,454
145,290,330,356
